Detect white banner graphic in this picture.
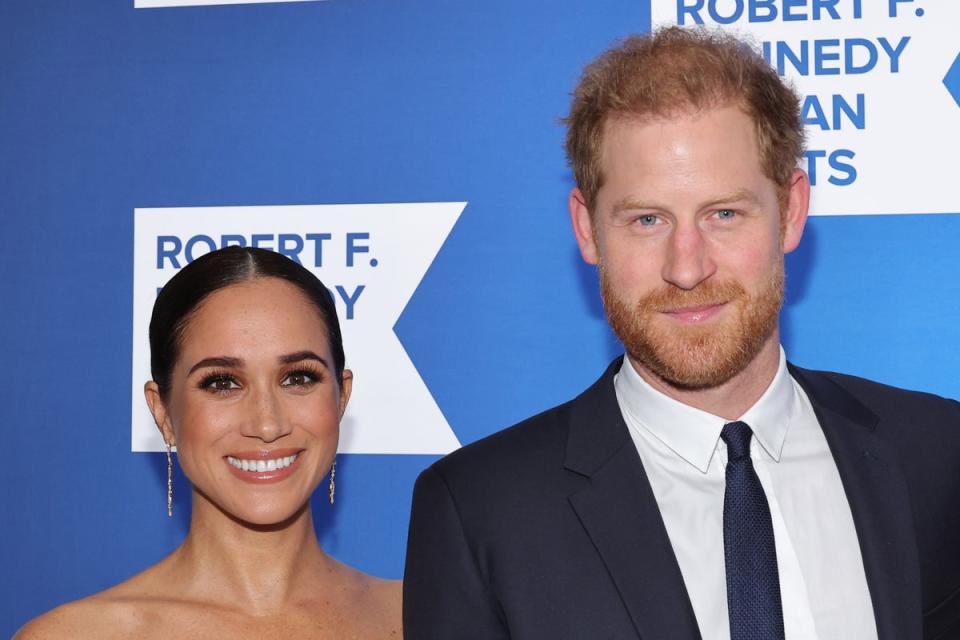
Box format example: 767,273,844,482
652,0,960,216
132,203,465,454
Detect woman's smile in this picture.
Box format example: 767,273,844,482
223,448,306,484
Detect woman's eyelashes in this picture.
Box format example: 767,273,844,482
198,371,241,394
281,366,323,388
196,366,325,395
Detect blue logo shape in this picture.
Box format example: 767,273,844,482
945,51,960,108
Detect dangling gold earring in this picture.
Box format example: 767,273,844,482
166,442,173,517
328,457,337,505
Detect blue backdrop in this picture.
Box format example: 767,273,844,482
1,1,958,634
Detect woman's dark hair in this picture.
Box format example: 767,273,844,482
149,246,345,398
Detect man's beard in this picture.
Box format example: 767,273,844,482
600,262,784,390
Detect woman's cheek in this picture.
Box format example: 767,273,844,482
175,403,234,474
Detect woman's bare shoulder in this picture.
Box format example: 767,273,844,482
369,575,403,608
333,559,401,599
14,566,170,639
335,564,403,637
371,577,403,638
14,592,150,640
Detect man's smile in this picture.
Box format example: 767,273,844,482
660,302,728,323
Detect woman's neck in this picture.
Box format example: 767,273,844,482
165,491,333,614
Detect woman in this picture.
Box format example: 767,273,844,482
17,246,402,638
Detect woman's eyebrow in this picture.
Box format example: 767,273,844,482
188,356,243,375
279,351,329,369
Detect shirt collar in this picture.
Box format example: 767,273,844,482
614,347,795,473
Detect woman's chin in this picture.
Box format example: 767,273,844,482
241,499,314,527
200,490,313,530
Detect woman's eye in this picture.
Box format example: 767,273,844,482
282,371,317,387
716,208,737,220
203,375,240,392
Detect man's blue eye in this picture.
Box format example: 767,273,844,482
717,209,736,219
638,215,658,226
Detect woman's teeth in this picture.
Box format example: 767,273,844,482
226,453,298,473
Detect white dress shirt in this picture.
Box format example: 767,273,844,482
614,348,877,640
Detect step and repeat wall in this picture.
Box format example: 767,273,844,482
2,0,958,632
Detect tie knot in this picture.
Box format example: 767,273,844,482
721,421,754,461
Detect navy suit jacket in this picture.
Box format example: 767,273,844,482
403,359,960,639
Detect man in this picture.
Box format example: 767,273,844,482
403,27,960,640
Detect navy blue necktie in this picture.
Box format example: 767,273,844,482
721,421,785,640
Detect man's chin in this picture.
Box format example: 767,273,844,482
623,317,763,390
629,346,744,390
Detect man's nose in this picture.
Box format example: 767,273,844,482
241,385,292,443
661,221,716,290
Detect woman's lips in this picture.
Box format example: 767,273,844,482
661,302,727,323
223,448,305,484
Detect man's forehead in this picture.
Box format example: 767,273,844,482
599,106,759,168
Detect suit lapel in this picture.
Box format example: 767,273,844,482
791,366,923,640
564,359,702,640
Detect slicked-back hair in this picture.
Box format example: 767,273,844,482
564,26,804,211
149,246,345,398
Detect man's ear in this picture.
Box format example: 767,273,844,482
338,369,353,420
782,168,810,254
569,188,600,265
144,381,176,446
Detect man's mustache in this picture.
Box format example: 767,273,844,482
635,280,748,313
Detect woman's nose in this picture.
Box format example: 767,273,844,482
241,385,292,443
